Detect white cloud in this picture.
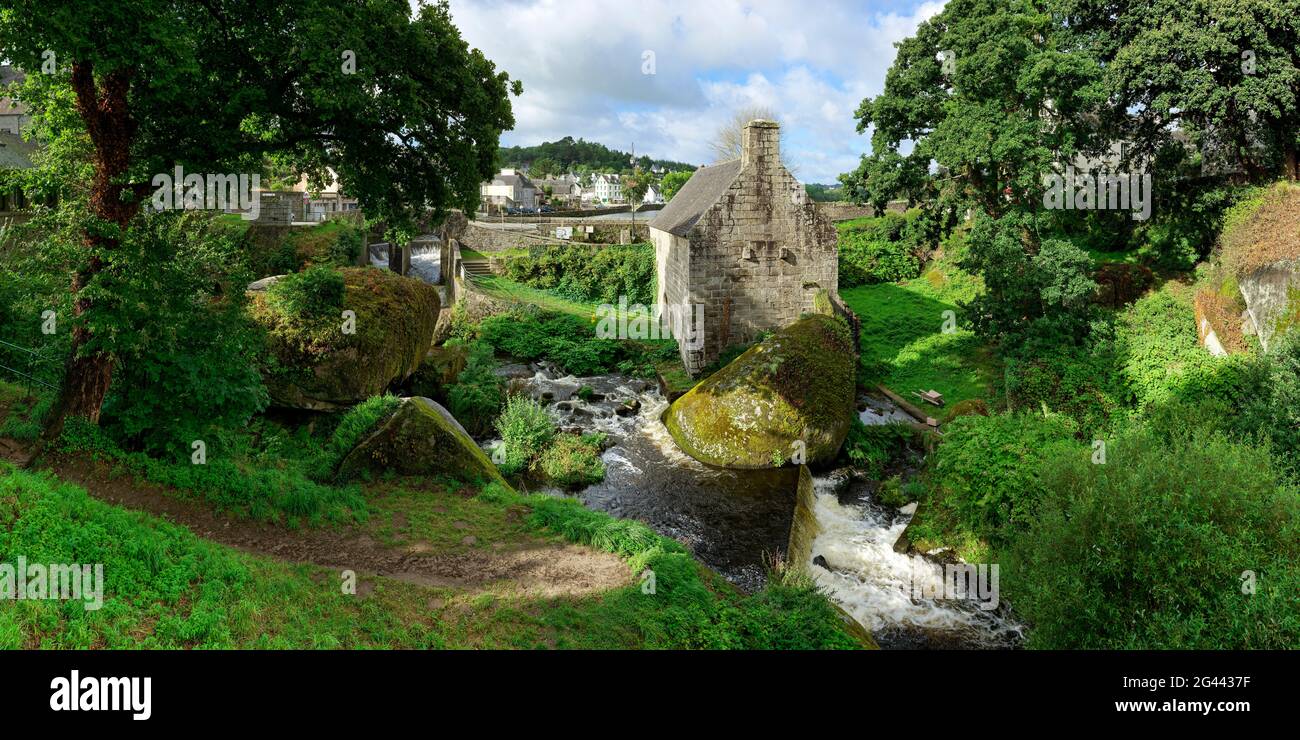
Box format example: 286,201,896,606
445,0,945,182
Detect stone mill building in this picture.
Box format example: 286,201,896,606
649,119,839,375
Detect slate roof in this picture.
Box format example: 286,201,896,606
649,159,742,238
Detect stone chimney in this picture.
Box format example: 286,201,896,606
741,119,780,169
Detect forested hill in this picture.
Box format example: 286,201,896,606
498,136,696,174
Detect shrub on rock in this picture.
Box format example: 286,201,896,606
249,266,439,410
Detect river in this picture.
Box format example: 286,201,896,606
486,362,1024,649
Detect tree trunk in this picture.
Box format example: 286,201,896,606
39,62,139,444
1285,141,1298,182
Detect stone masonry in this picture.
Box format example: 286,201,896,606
649,120,839,375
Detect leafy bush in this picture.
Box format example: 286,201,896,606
1003,426,1300,649
265,265,346,322
493,395,555,475
446,340,505,437
924,412,1080,542
537,432,606,486
1002,336,1127,435
836,211,927,287
479,309,622,376
503,243,655,304
1115,286,1265,412
840,420,917,478
961,212,1098,349
95,213,269,459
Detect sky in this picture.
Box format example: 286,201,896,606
445,0,945,184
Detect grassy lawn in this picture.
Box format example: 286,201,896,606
0,463,861,649
841,263,998,406
472,274,599,319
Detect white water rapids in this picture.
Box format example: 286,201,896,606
489,364,1023,648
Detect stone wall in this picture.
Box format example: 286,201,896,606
675,121,839,375
458,221,568,252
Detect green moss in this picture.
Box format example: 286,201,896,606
665,315,855,468
249,267,439,409
337,397,506,486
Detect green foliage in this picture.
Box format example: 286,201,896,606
498,136,693,177
1002,335,1127,435
265,265,347,323
57,418,366,526
961,213,1098,350
493,395,555,475
325,394,402,470
0,384,53,441
1003,426,1300,649
660,170,693,201
836,210,928,287
1,1,519,231
924,412,1081,543
479,309,622,376
503,243,655,305
803,183,844,202
1235,333,1300,480
447,340,505,437
840,420,917,478
1115,286,1265,412
90,212,269,459
536,433,607,487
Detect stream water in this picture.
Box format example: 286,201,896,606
488,363,1024,648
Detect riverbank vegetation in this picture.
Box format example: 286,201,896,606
840,0,1300,649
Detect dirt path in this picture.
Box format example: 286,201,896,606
46,457,632,599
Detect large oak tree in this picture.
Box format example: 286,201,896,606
0,0,518,436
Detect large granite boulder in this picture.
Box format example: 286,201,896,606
249,267,439,410
405,344,469,402
664,314,855,469
1220,183,1300,351
336,396,506,485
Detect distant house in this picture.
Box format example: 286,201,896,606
0,65,31,137
648,120,838,375
0,69,43,226
642,184,664,206
293,168,360,221
588,173,625,205
536,177,583,206
480,168,538,211
0,134,45,228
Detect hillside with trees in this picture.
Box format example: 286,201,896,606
498,136,695,176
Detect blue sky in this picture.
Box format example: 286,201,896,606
446,0,945,183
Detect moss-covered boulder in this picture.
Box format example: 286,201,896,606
249,266,439,410
406,344,468,402
665,314,855,469
1220,183,1300,351
337,396,507,485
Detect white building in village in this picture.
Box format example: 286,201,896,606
480,168,539,210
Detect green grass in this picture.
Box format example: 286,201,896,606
56,418,369,528
0,463,864,649
841,263,997,405
0,381,51,441
472,274,598,319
